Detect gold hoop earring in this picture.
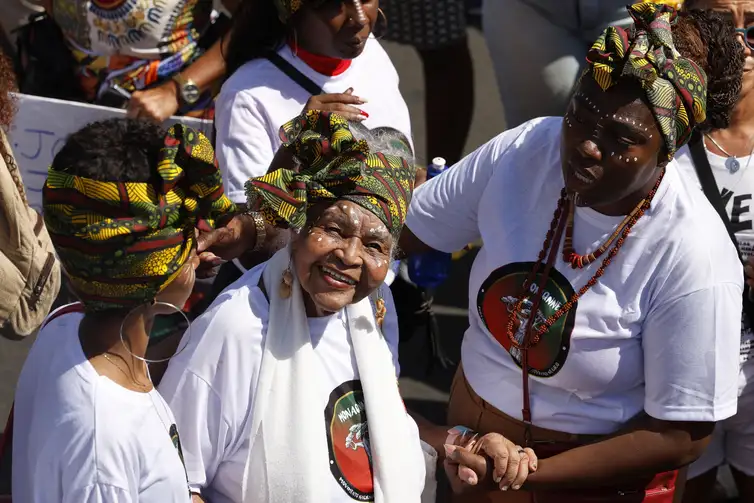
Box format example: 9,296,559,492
374,8,388,40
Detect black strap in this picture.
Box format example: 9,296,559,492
264,50,324,96
688,130,754,319
211,51,323,148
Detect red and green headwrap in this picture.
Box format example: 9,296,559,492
43,124,236,312
586,2,707,159
246,110,416,239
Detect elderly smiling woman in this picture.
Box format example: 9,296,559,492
160,111,485,503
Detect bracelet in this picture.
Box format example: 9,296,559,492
248,211,266,253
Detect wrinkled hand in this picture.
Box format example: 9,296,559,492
127,82,180,122
444,433,537,494
304,88,367,122
196,213,258,266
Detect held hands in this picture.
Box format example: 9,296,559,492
444,432,538,495
126,81,180,123
304,88,368,122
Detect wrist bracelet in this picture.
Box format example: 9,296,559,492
248,211,266,253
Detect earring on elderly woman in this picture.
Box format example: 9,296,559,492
280,265,294,299
375,288,387,328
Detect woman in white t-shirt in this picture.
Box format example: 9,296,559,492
11,119,235,503
193,6,746,500
672,2,754,502
159,111,538,503
399,4,747,502
216,0,412,205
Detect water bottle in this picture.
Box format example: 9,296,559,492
408,157,453,289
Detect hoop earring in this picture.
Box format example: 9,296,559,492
119,301,192,364
292,28,299,58
374,8,388,40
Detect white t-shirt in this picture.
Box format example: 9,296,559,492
158,264,405,503
405,117,743,435
675,144,754,376
12,305,191,503
215,37,413,203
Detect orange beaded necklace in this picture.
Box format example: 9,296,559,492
506,169,665,350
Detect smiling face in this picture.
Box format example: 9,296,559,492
295,0,378,59
292,200,392,316
560,75,666,214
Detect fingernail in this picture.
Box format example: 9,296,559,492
346,87,354,93
493,474,502,484
513,485,521,490
468,473,478,485
533,463,538,470
359,109,369,118
501,485,509,491
443,444,456,458
359,97,368,103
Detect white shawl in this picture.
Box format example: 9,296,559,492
241,247,428,503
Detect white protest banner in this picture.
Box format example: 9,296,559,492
7,93,213,213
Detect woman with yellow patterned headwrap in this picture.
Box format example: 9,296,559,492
12,118,234,503
157,111,538,503
191,3,749,501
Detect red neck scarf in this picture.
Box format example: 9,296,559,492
289,42,352,76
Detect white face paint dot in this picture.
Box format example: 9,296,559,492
619,155,622,160
317,237,322,242
611,152,615,156
341,205,347,210
649,134,653,138
625,157,629,163
633,157,638,162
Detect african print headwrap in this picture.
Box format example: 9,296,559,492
586,2,706,159
245,110,416,239
43,125,236,312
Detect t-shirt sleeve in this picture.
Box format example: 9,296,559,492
215,90,277,203
642,283,742,422
404,120,537,253
64,483,134,503
160,371,229,495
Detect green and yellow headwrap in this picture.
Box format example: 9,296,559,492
246,110,416,239
586,2,707,159
43,124,236,312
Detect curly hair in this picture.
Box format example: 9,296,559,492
52,119,166,183
673,9,744,132
0,47,17,131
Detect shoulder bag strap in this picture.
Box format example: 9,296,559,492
688,130,754,319
211,51,324,148
264,50,324,96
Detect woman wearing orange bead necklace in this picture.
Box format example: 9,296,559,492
194,3,748,500
399,3,746,502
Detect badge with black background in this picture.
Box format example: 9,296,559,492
477,262,578,377
324,380,375,501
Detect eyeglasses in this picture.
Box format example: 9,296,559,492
736,27,754,50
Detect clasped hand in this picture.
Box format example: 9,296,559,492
445,432,538,495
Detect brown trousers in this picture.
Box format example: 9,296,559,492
445,365,686,503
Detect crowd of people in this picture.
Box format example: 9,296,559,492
0,0,753,502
